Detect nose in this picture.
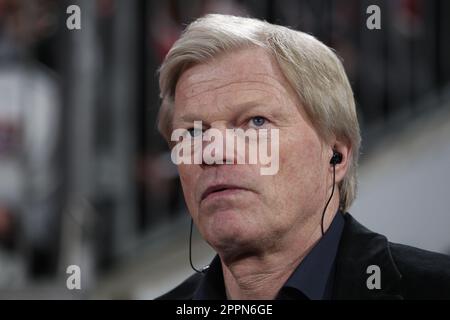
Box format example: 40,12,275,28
200,122,237,166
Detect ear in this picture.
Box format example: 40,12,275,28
330,140,352,185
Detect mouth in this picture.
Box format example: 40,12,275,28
201,184,250,202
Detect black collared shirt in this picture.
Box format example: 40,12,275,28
193,211,345,300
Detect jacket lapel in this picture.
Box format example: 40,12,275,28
332,214,403,299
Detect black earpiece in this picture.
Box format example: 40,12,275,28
330,150,343,165
321,150,342,236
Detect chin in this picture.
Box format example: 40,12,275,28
203,209,245,236
202,212,266,255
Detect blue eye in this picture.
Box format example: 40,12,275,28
187,127,203,137
251,116,267,127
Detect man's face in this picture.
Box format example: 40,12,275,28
172,48,330,258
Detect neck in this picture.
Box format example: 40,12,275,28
220,199,339,300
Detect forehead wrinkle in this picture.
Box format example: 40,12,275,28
215,87,284,108
176,58,292,96
178,78,290,104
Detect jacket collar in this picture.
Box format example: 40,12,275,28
332,213,403,299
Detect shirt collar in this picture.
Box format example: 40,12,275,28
193,255,225,300
280,211,345,299
193,211,345,300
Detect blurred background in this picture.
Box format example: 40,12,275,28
0,0,449,299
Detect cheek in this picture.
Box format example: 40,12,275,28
178,165,200,215
276,129,324,205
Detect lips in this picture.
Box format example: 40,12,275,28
200,184,250,202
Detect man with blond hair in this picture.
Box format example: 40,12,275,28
157,14,450,300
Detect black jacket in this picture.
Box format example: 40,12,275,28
158,214,450,299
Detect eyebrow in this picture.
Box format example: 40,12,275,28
174,99,276,125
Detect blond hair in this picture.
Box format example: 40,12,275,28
158,14,361,211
